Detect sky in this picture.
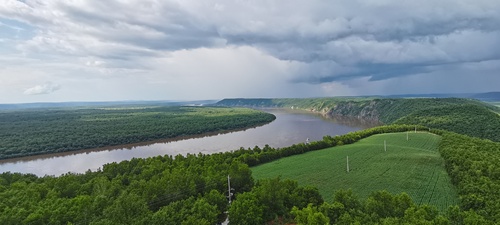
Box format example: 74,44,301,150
1,0,500,103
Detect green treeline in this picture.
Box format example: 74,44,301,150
231,180,451,224
2,97,500,224
216,97,376,113
229,128,500,224
218,97,500,142
234,125,429,167
251,132,457,211
0,152,253,224
367,98,496,124
217,97,495,123
0,106,276,159
0,125,422,225
3,125,499,224
438,131,500,223
395,104,500,142
334,98,500,141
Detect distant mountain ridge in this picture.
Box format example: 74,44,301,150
0,100,218,110
356,92,500,101
470,92,500,101
2,91,499,110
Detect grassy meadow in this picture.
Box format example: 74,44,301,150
252,132,458,211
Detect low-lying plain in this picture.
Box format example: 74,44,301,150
252,132,458,211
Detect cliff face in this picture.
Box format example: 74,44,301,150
216,97,492,124
328,100,382,122
216,98,385,122
215,97,500,142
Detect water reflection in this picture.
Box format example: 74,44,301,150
0,126,262,164
0,109,378,176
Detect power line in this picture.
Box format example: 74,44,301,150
147,179,224,207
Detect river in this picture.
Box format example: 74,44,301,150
0,109,379,176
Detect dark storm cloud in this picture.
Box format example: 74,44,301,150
291,62,433,84
7,1,500,63
2,0,500,99
218,1,500,84
55,1,224,52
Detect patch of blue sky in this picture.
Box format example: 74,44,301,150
0,18,35,40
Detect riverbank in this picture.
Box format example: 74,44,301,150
0,109,370,176
0,106,275,160
0,122,270,165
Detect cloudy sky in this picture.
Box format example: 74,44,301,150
1,0,500,103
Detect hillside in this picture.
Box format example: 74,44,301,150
242,129,500,224
216,97,375,114
252,132,458,211
321,98,484,123
235,126,500,224
217,97,500,142
395,104,500,142
216,97,494,123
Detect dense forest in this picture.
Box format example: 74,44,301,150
216,94,500,113
437,131,500,223
395,104,500,142
217,98,497,123
218,97,500,142
2,98,500,224
1,124,499,224
0,106,276,159
216,97,376,114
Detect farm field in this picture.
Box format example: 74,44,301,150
252,132,458,211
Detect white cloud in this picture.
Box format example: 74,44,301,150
0,0,500,103
140,46,317,99
24,82,61,95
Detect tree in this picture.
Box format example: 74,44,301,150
291,204,330,225
332,189,362,212
229,192,264,225
103,192,150,224
204,190,228,223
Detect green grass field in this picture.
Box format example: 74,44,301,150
252,132,458,211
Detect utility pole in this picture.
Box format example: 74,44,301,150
223,175,234,225
346,156,349,173
227,175,233,204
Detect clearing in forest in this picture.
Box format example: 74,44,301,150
252,132,458,211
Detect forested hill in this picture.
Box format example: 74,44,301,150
217,98,495,122
394,104,500,142
216,97,375,114
217,98,500,142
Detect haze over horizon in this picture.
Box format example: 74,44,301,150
1,0,500,104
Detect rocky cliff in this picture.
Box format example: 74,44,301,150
216,97,493,124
